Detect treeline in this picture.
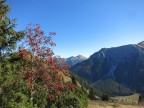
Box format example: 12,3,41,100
71,73,110,101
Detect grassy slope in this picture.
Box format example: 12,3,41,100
88,94,144,108
88,101,144,108
111,93,140,104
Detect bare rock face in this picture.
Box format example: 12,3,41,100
71,41,144,95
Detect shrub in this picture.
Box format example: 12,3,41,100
88,87,96,100
101,93,110,101
71,75,77,85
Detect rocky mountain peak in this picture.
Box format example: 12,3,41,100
138,41,144,48
77,55,87,59
66,55,87,67
71,42,144,95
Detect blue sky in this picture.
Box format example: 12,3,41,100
7,0,144,58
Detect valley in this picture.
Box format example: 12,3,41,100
2,0,144,107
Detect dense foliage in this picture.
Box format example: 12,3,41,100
88,87,96,100
0,1,88,107
139,94,144,102
101,94,110,101
0,0,24,56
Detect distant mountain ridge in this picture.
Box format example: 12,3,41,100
71,41,144,95
138,41,144,48
65,55,87,67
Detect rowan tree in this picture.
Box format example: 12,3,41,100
0,1,88,107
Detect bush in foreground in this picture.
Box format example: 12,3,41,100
0,1,88,107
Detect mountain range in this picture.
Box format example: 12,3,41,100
65,55,87,67
70,41,144,96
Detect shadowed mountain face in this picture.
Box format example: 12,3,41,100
92,79,133,96
65,55,87,67
71,42,144,95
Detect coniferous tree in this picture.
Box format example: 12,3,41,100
101,93,110,101
88,87,96,100
0,0,24,59
0,0,26,107
71,75,77,85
